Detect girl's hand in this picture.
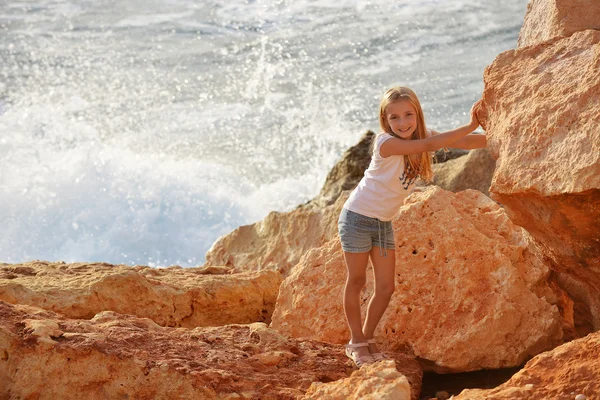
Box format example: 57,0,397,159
469,100,481,129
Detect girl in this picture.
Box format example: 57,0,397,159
338,86,485,368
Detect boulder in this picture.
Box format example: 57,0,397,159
454,331,600,399
518,0,600,47
302,360,411,400
0,261,281,328
477,30,600,330
270,187,565,373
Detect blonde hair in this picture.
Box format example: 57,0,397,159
378,86,433,182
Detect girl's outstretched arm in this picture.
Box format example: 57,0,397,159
380,101,480,157
429,129,487,149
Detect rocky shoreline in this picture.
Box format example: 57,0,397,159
1,0,599,398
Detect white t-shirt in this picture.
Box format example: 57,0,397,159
343,132,420,221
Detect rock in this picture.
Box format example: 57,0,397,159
454,331,600,399
0,261,281,328
418,148,496,196
203,190,347,278
435,390,450,400
307,130,375,209
478,30,600,330
0,300,354,399
270,187,565,373
302,360,411,400
518,0,600,47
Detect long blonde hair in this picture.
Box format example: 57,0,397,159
378,86,433,182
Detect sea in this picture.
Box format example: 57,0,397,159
0,0,529,268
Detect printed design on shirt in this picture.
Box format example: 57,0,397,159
399,163,418,190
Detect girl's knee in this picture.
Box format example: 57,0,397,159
346,275,367,290
375,284,395,298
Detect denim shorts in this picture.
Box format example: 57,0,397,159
337,208,395,254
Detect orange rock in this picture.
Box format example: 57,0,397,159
479,30,600,330
271,187,565,373
0,261,281,328
0,300,358,399
302,360,411,400
518,0,600,47
203,193,345,278
454,331,600,399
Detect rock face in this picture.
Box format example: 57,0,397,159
0,300,357,399
454,331,600,399
421,148,496,196
518,0,600,47
478,30,600,330
302,360,411,400
0,261,281,328
270,187,565,373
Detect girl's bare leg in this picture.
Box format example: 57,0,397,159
343,250,371,359
363,247,396,354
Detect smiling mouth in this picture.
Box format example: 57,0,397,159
399,127,411,132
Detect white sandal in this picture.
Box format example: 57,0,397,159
367,338,389,362
345,342,374,368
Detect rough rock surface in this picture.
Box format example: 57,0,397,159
302,360,411,400
418,148,495,196
203,194,345,278
270,187,565,373
518,0,600,47
0,261,281,328
478,30,600,330
454,331,600,399
0,300,380,400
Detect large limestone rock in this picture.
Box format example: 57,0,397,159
302,360,411,400
477,30,600,330
518,0,600,47
0,301,422,399
270,187,565,373
454,331,600,399
0,261,281,328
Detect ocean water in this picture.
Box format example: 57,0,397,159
0,0,528,267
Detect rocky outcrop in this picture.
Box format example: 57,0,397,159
302,360,411,400
270,187,565,373
419,148,495,196
518,0,600,47
478,30,600,330
0,300,365,399
454,331,600,399
203,194,346,278
0,261,281,328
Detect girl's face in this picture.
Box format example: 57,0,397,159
386,100,417,139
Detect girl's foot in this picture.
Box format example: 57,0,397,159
367,338,389,361
345,342,374,368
